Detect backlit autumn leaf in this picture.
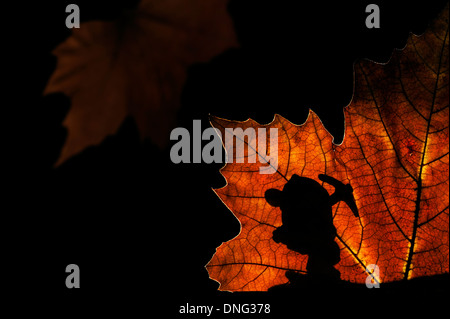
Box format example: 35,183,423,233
206,6,449,291
44,0,237,165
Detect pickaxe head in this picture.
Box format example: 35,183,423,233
319,174,359,217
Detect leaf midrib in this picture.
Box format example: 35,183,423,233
403,25,449,280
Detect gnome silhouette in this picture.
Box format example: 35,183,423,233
265,174,359,282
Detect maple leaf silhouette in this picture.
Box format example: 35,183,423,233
44,0,237,165
206,5,449,291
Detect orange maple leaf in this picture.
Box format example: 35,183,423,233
206,6,449,291
44,0,237,165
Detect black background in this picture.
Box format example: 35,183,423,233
7,0,449,316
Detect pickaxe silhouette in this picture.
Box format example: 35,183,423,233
319,174,359,217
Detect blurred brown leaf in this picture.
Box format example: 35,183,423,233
45,0,237,164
